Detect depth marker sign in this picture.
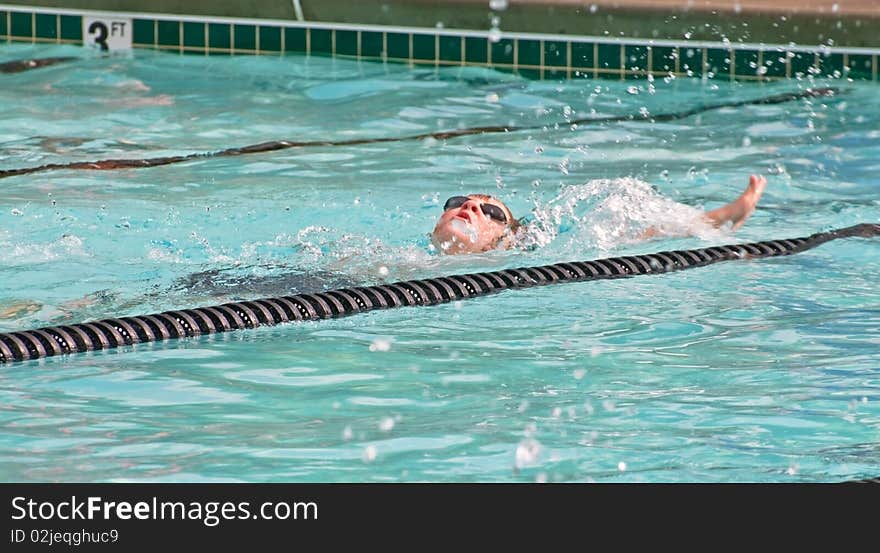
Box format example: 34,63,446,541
83,15,133,51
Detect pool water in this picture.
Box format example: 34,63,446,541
1,43,878,482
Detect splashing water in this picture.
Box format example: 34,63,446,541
449,217,479,244
516,178,723,253
312,233,435,282
0,232,89,264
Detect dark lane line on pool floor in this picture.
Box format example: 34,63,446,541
0,86,840,179
0,56,77,74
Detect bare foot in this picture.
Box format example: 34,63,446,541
705,174,767,230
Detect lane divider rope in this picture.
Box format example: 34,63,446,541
1,222,877,364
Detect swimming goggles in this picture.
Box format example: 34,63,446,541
443,196,508,224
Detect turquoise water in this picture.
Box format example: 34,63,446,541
1,44,878,482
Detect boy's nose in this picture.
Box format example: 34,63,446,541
461,201,481,214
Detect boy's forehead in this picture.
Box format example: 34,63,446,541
469,193,502,205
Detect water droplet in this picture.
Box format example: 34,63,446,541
589,4,598,13
369,338,392,352
379,417,395,432
534,145,544,154
489,0,508,10
618,461,627,472
558,160,569,175
626,85,640,95
768,163,786,175
362,445,377,463
574,369,586,380
684,31,692,39
488,26,502,43
342,426,353,440
10,208,23,216
742,136,752,147
485,92,500,103
515,438,541,469
831,3,839,12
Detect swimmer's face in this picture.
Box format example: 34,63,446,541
431,194,514,254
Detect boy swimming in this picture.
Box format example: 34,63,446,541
431,175,767,254
1,175,767,321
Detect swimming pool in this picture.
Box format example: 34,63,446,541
1,42,878,482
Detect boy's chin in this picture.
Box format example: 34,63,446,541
449,219,481,240
433,219,498,253
432,231,483,254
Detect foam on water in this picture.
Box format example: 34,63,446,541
518,177,726,253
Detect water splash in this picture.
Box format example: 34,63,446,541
514,438,541,469
0,232,89,264
515,178,724,253
204,225,435,282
